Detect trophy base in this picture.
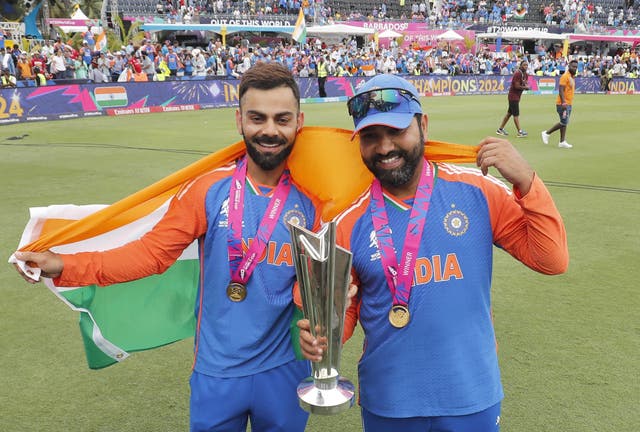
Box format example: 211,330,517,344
297,376,355,415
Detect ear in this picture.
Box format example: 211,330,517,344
235,108,242,135
297,111,305,133
419,113,429,134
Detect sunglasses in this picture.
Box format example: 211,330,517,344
347,88,419,120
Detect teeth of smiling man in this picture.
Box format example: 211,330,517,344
381,156,400,164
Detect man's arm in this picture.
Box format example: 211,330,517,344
12,174,213,286
558,84,567,105
476,136,569,275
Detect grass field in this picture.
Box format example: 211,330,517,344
1,94,639,431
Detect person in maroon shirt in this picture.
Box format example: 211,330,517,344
496,59,530,138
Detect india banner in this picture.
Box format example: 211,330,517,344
10,127,478,369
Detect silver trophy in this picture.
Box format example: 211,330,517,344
288,221,355,415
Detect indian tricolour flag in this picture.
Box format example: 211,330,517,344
94,28,107,53
291,8,307,45
9,127,477,369
94,86,128,108
16,203,200,369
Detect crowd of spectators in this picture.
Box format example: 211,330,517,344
148,0,640,31
3,29,638,89
1,0,639,87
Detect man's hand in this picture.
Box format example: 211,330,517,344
12,250,64,283
297,319,327,362
476,136,535,195
297,281,358,362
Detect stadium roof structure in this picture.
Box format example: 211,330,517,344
306,23,375,36
476,29,640,45
140,23,295,35
476,30,568,41
566,33,640,44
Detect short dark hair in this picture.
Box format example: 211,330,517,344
238,62,300,109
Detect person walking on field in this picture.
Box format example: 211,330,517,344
541,59,578,149
497,59,530,138
12,62,320,432
298,74,569,432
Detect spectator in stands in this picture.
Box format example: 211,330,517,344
141,40,157,62
1,47,15,75
16,54,33,81
63,49,75,79
31,52,47,78
1,68,16,88
83,29,95,50
74,55,88,79
81,41,92,66
111,51,127,81
41,41,54,58
128,52,142,75
182,52,194,76
49,49,66,79
89,58,109,83
192,48,207,76
96,52,112,82
138,51,153,80
165,46,180,75
33,66,47,86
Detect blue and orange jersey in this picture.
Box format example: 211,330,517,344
335,160,568,417
57,160,321,378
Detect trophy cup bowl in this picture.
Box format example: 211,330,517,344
288,221,355,415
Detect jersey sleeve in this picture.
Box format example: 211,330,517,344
335,196,369,343
489,173,569,275
55,175,215,287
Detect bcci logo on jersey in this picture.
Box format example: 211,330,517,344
283,208,306,228
443,209,469,237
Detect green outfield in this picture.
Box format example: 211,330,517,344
1,94,638,431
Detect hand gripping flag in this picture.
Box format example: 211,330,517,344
10,126,478,369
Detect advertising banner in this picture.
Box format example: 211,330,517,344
1,76,637,124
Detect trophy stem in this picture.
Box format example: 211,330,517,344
288,221,355,415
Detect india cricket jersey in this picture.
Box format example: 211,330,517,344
337,160,568,418
58,160,320,378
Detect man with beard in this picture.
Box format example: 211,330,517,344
13,62,320,432
542,59,578,149
298,74,569,432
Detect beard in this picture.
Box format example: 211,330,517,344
243,133,294,171
363,128,425,189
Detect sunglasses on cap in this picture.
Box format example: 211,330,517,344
347,88,419,120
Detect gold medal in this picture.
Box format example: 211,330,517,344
227,282,247,302
388,305,410,328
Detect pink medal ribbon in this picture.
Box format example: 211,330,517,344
226,157,291,301
369,161,434,327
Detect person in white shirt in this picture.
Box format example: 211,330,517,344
49,49,66,79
